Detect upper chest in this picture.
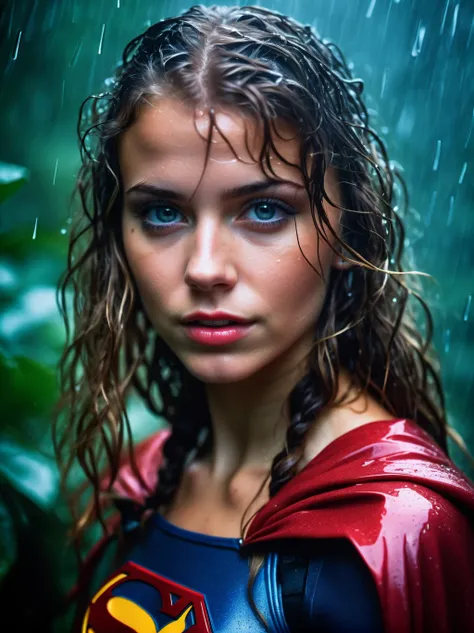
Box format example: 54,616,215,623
161,463,270,539
83,516,282,633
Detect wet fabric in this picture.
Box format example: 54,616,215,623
78,512,383,632
243,419,474,633
73,419,474,633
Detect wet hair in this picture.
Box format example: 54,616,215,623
54,3,450,621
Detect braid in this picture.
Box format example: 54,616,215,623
138,337,212,511
269,366,331,498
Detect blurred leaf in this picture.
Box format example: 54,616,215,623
0,163,29,205
0,352,57,424
0,477,69,629
0,229,67,261
0,438,59,510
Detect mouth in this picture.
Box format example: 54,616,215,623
183,319,251,327
181,311,256,326
180,318,256,346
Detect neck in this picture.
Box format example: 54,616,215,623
202,361,306,482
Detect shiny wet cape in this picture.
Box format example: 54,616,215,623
242,419,474,633
73,420,474,633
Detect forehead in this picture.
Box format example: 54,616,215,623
118,97,304,186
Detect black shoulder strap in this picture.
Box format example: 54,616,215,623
278,553,310,631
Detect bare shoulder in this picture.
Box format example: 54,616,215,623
300,385,396,469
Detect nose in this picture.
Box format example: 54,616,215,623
184,216,238,292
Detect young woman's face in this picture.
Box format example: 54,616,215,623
120,97,341,385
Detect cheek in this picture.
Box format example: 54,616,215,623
123,233,174,315
257,239,332,330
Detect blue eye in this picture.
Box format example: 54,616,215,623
142,204,184,227
133,197,296,235
243,198,296,229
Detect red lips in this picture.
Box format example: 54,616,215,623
181,311,253,324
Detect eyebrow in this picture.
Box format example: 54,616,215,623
125,179,305,201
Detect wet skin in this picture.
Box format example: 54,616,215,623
120,98,342,389
119,97,392,533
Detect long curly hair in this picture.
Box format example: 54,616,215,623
54,4,449,615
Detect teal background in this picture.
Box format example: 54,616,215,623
0,1,473,629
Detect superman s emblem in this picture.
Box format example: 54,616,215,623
82,561,213,633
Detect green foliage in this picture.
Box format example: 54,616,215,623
0,163,29,205
0,2,473,631
0,165,74,630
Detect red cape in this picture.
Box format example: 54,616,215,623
79,420,474,633
242,419,474,633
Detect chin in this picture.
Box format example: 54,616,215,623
181,353,269,385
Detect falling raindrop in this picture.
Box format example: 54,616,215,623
450,3,459,43
32,218,38,240
60,228,67,235
463,295,472,322
60,79,66,112
380,68,387,99
426,190,437,227
411,22,426,57
7,3,14,39
458,162,467,185
433,140,442,171
467,16,474,49
440,0,450,35
366,0,376,19
117,0,120,7
464,109,473,148
98,23,106,55
447,195,455,226
52,158,59,186
444,328,451,353
12,30,22,60
69,39,83,68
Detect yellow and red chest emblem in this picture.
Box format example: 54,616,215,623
82,561,213,633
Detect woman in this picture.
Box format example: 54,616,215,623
54,5,474,632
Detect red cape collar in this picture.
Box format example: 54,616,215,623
108,419,474,632
241,419,474,633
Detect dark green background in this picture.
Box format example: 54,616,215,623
0,0,473,629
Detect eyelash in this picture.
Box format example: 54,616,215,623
132,198,297,234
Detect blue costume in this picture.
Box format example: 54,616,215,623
80,512,382,632
75,421,474,633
